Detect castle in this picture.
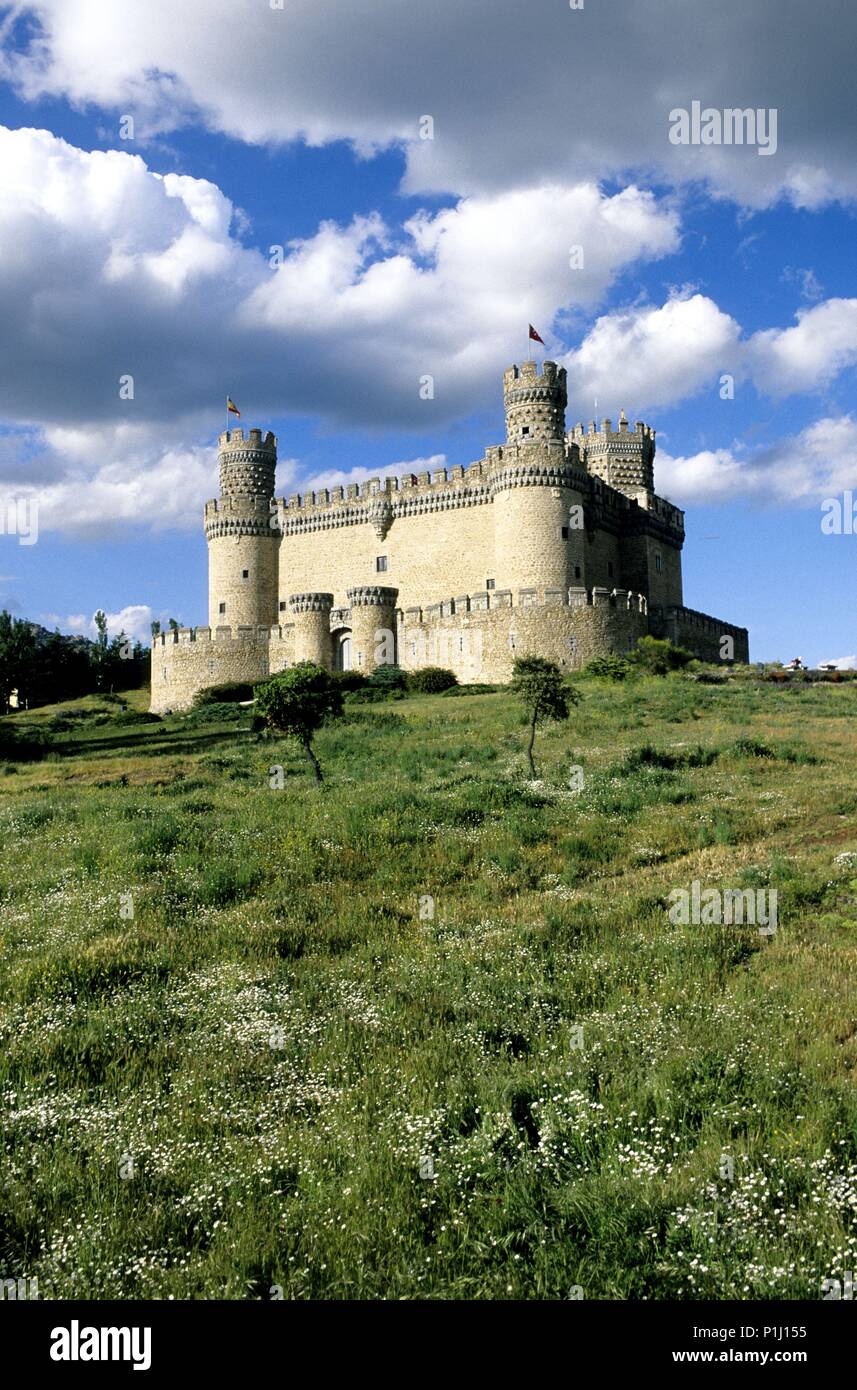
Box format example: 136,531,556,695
150,360,748,711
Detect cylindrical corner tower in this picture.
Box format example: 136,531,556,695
288,592,334,667
346,585,399,674
493,361,583,597
503,359,567,443
205,427,279,628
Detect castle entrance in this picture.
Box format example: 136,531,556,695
334,632,352,671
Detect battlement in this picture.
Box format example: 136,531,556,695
404,586,648,623
569,412,655,447
217,427,277,453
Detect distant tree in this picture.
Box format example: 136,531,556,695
151,620,161,639
254,662,343,784
512,655,580,778
168,618,179,633
0,611,37,711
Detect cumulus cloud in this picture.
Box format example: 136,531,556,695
3,0,857,208
564,293,857,415
564,294,741,415
655,414,857,507
65,605,153,643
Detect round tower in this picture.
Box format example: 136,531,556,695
503,359,567,443
288,592,334,667
346,586,399,674
492,361,583,597
205,428,279,629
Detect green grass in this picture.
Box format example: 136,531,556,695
0,674,856,1299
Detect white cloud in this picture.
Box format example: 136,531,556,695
747,299,857,396
564,294,857,416
819,655,857,670
4,0,857,209
655,414,857,507
65,605,153,642
564,294,740,415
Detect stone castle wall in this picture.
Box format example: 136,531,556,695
400,586,650,684
649,605,750,664
150,625,294,714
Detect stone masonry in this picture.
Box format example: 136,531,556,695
150,360,748,711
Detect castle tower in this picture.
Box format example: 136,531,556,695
503,359,567,443
205,428,279,629
346,585,399,674
492,360,582,597
569,412,656,499
288,592,334,667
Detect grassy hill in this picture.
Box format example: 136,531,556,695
1,674,856,1299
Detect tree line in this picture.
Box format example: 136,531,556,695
0,610,150,712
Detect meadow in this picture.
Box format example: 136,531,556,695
0,673,855,1300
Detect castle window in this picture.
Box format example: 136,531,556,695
218,602,226,615
561,526,569,539
509,632,517,651
655,552,663,573
574,565,581,579
608,561,614,578
486,578,495,590
241,569,249,580
521,426,530,437
208,660,215,675
279,600,286,611
376,555,388,573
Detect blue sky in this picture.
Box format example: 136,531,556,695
0,0,854,664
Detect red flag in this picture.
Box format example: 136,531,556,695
528,324,545,345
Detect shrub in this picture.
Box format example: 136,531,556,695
583,654,632,681
112,710,162,726
407,667,458,694
193,682,255,707
441,683,498,697
629,635,694,675
367,663,408,691
0,721,50,761
330,670,368,693
254,662,344,784
183,701,244,725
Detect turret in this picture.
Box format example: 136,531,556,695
205,427,279,628
569,411,656,498
493,361,580,597
503,359,567,443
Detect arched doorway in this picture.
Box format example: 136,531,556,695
333,630,352,671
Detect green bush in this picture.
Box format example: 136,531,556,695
440,683,498,696
112,709,162,726
583,654,632,681
193,682,255,707
330,670,368,693
0,721,50,761
367,663,408,691
629,635,694,675
407,667,458,693
183,701,245,725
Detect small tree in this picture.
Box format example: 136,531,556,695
254,662,343,784
511,656,580,778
